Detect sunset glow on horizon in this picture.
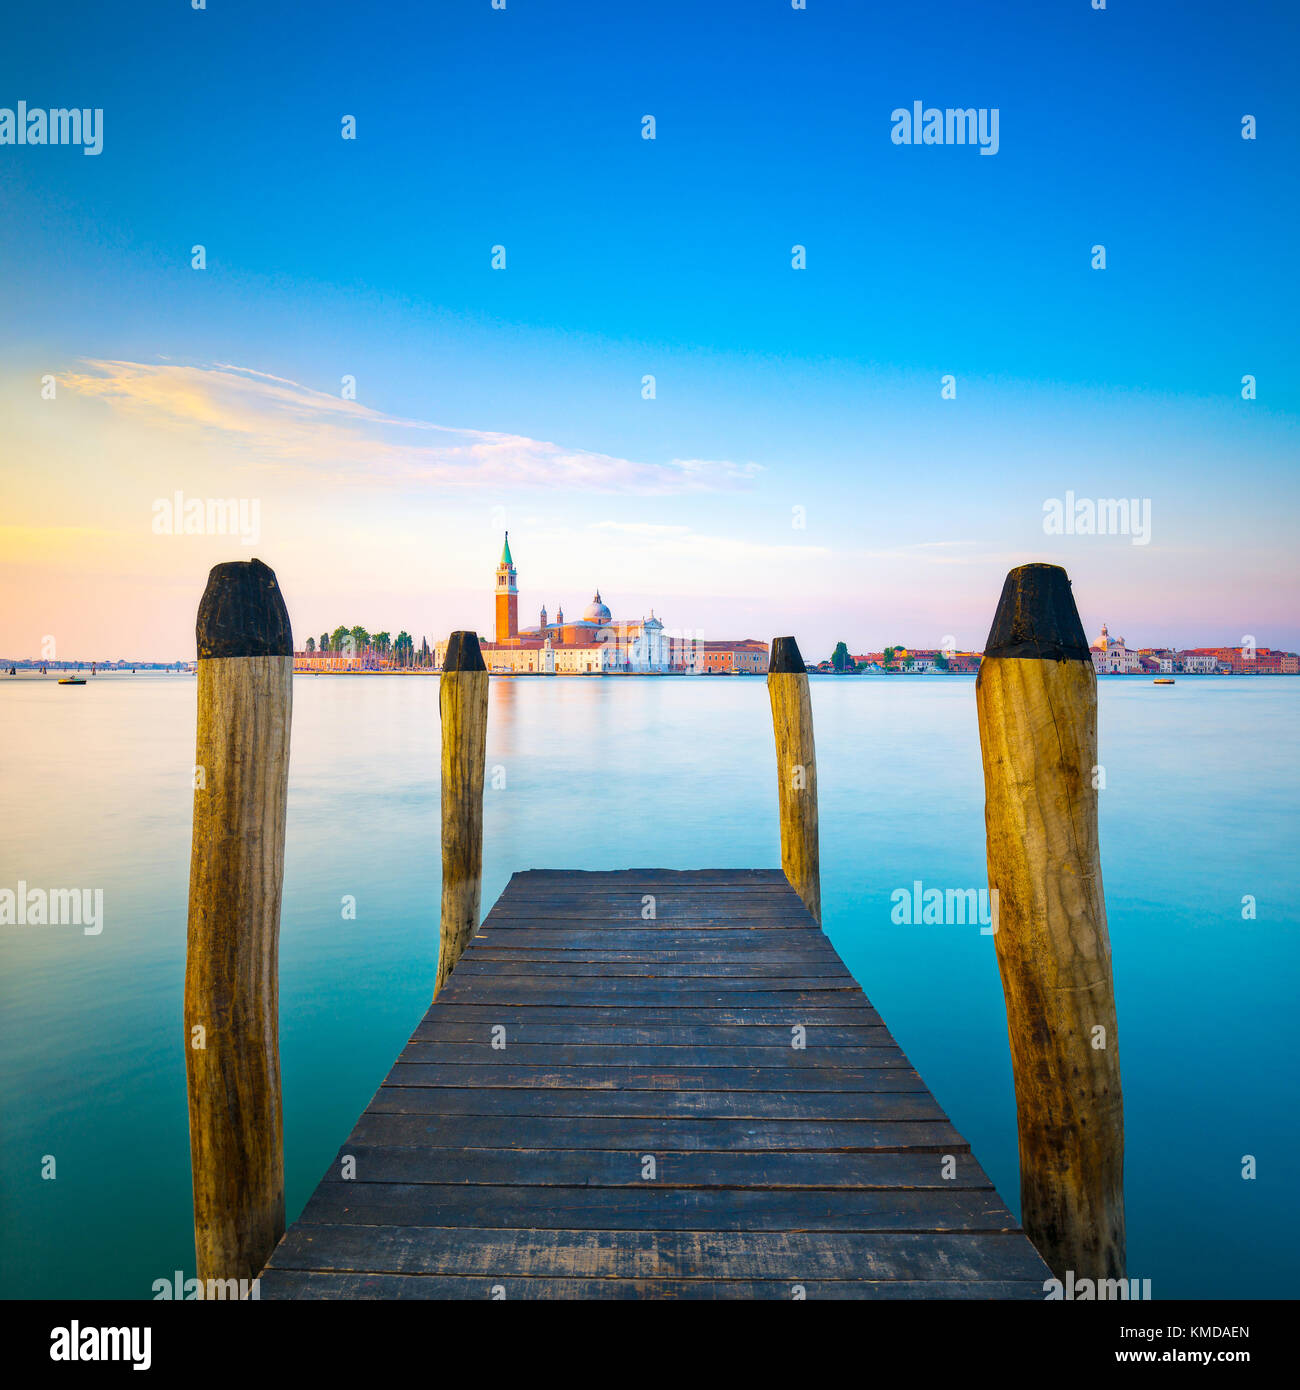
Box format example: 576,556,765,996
2,1,1296,660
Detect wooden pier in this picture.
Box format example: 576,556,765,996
186,562,1123,1299
258,869,1050,1298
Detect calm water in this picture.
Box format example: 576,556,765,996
1,672,1296,1299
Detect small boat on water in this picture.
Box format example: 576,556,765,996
58,676,87,686
1153,678,1175,685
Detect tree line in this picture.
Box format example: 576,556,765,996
304,627,432,666
830,642,951,672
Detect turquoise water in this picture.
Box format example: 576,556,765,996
1,672,1296,1299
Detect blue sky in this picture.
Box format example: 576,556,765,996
2,0,1297,658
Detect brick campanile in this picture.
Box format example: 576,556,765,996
495,532,518,642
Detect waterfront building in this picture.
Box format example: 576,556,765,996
1090,624,1141,674
432,535,766,675
701,640,768,674
1138,648,1177,674
856,648,980,673
435,534,669,674
1177,650,1223,674
1180,645,1290,674
294,651,365,673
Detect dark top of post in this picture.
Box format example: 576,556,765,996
196,559,293,659
984,563,1090,662
769,636,806,674
444,630,487,672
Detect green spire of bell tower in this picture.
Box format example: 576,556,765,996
501,531,513,566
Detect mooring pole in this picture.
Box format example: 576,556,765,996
767,635,821,924
975,562,1125,1281
184,558,292,1284
436,630,489,996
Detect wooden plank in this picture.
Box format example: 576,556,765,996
446,971,858,992
484,900,814,909
383,1063,927,1091
483,897,813,908
484,887,805,899
366,1086,947,1122
435,983,869,1008
508,869,789,882
395,1046,911,1070
472,931,840,944
483,901,813,910
405,1024,897,1049
366,1087,946,1123
304,1146,995,1189
397,1043,909,1067
480,909,814,919
475,924,821,934
348,1114,966,1151
454,960,854,978
482,896,816,908
482,900,814,910
417,1006,885,1026
296,1183,1019,1233
266,1226,1049,1281
258,1269,1046,1300
471,929,824,944
485,885,803,893
463,948,848,963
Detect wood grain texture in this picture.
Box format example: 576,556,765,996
185,652,291,1283
976,652,1125,1281
261,870,1051,1298
767,659,821,924
435,661,488,997
269,1225,1048,1282
257,1270,1045,1300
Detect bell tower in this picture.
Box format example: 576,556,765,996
495,532,518,643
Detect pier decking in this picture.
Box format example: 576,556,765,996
259,869,1051,1299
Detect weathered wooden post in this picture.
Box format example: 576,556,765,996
975,562,1125,1281
435,630,489,996
767,635,820,924
185,558,292,1285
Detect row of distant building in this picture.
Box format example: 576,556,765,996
292,630,1298,678
295,534,770,675
1082,625,1298,675
839,627,1299,676
289,537,1299,678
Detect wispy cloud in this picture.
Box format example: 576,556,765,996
60,360,762,496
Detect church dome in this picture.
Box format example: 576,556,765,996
584,590,612,625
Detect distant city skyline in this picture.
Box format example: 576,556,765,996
6,596,1296,672
2,2,1297,658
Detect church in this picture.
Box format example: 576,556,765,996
1090,623,1139,674
435,534,671,674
